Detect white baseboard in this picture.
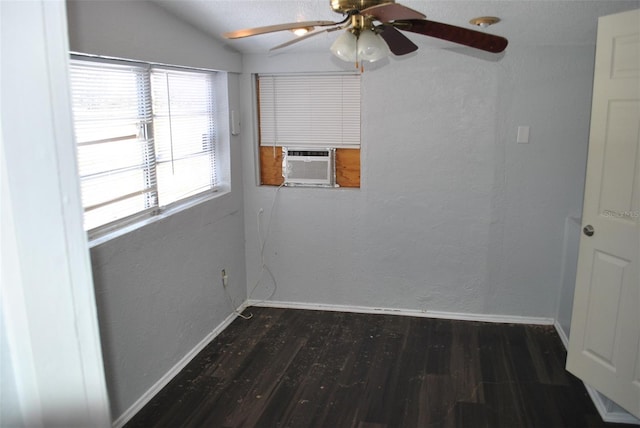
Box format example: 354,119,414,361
112,300,637,427
553,322,639,425
554,320,570,349
247,299,554,325
112,301,249,428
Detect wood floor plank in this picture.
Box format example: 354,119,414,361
125,307,638,428
449,321,484,404
386,317,429,427
454,402,490,428
253,312,351,427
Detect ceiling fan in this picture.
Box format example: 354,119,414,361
223,0,508,68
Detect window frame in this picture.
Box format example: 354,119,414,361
256,72,361,150
254,72,362,188
69,54,222,242
149,66,218,207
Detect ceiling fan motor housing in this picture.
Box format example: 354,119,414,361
330,0,395,14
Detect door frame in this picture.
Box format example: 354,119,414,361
1,1,111,426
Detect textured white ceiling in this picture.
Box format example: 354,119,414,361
154,0,639,54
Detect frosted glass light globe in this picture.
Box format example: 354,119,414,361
357,29,389,62
330,31,357,62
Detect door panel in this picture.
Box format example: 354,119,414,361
566,8,640,419
598,101,639,217
583,251,628,368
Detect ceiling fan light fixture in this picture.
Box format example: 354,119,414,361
357,28,389,62
330,30,358,62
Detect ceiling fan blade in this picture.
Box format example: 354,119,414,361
361,3,426,23
223,20,338,39
394,19,508,53
377,25,418,56
270,24,349,52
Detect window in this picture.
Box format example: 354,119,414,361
151,69,216,206
258,74,361,148
69,57,218,235
256,73,362,188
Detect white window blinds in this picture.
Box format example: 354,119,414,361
258,74,361,148
70,60,156,231
151,69,216,206
69,58,218,234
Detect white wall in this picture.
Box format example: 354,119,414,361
241,45,594,319
556,216,582,339
89,186,246,419
487,45,594,317
2,144,27,428
66,0,246,421
0,313,22,427
66,0,241,72
1,1,110,426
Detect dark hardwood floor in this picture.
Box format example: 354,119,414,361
126,307,637,428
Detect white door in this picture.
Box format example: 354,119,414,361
566,8,640,419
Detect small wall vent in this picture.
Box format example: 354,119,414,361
282,147,336,187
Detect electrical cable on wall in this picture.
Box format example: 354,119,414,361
224,183,283,321
222,271,253,320
248,183,284,304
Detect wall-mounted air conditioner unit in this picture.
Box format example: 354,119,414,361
282,147,337,187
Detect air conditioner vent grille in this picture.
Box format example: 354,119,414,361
282,147,336,187
288,160,331,181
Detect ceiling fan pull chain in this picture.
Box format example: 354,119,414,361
355,36,360,71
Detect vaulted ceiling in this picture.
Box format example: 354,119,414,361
154,0,639,56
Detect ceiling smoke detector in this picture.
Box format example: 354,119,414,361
469,16,501,29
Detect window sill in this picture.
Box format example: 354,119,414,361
88,188,230,248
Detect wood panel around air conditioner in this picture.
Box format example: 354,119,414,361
259,146,360,188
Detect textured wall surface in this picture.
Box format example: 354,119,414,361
90,192,246,418
66,0,242,72
241,45,594,319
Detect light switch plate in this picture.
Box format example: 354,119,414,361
517,126,530,144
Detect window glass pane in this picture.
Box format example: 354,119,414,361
76,137,152,177
69,59,155,231
80,169,152,209
156,155,213,205
258,74,361,148
151,69,216,206
84,194,150,231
